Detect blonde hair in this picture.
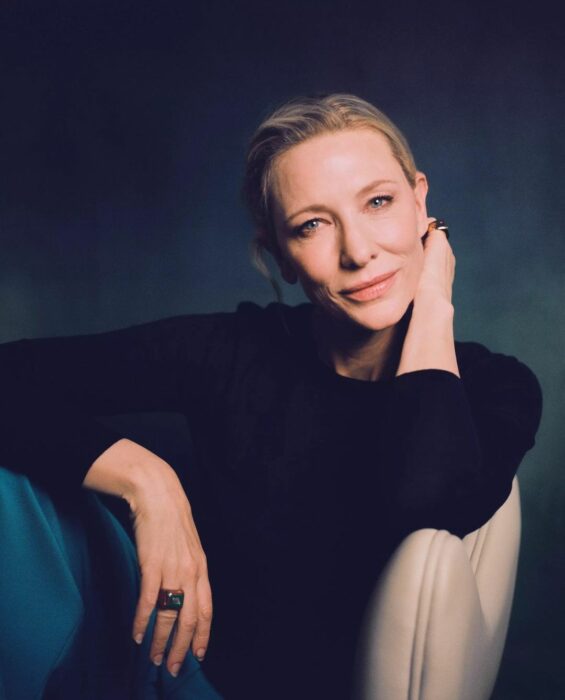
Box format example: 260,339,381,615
241,93,418,301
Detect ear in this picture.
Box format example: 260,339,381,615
413,172,429,237
256,228,298,285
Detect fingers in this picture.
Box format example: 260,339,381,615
148,570,194,671
151,607,180,666
134,563,213,678
421,217,438,242
127,480,213,679
191,574,214,658
132,561,161,645
165,592,199,675
421,225,454,270
417,217,456,304
166,563,213,676
422,220,450,246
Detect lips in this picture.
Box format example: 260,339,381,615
340,269,399,294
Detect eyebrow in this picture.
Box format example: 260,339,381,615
284,178,397,224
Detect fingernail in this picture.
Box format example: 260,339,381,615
134,634,143,645
170,663,181,677
153,654,163,666
196,648,206,661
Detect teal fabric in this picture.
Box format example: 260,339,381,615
0,466,223,699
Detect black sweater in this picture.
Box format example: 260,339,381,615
0,301,543,699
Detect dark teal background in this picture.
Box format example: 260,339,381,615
1,1,563,696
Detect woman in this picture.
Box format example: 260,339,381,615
0,94,542,699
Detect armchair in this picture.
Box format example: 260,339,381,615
353,477,521,700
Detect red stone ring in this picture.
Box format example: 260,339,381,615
157,589,185,611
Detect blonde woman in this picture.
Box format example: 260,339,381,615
0,94,542,699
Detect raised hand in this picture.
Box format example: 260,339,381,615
395,217,459,377
415,217,456,307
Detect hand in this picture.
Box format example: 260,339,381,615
415,217,456,306
129,465,213,677
84,439,213,678
395,218,459,377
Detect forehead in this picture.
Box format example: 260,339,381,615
271,128,402,208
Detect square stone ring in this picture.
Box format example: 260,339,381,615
157,588,185,611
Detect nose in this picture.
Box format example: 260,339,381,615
338,220,378,269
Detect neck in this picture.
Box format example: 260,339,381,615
312,304,412,381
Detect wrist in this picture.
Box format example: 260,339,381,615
411,293,454,321
396,296,459,377
84,438,176,508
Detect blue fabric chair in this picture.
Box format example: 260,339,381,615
0,466,223,699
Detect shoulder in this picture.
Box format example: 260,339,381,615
231,300,311,346
233,300,306,326
128,300,308,361
118,301,291,347
455,339,543,441
455,339,540,391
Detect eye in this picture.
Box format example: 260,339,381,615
293,218,322,237
368,195,393,209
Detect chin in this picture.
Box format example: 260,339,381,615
344,301,408,332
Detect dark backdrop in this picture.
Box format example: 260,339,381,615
1,1,564,697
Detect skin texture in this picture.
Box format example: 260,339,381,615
267,127,457,380
83,125,459,679
270,129,429,327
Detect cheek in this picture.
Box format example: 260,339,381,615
387,227,424,292
403,238,425,288
288,243,333,282
379,216,419,252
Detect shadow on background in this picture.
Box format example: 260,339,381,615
1,1,564,696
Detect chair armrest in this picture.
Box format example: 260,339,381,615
353,478,521,700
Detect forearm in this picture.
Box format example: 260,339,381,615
380,231,539,536
396,296,460,378
386,299,529,537
384,297,484,534
380,369,483,531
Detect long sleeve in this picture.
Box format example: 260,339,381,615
375,346,543,537
0,310,240,494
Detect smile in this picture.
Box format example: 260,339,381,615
340,270,399,302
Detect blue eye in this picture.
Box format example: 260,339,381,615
292,195,393,236
294,218,321,237
369,195,393,209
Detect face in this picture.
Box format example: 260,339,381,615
268,128,429,332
